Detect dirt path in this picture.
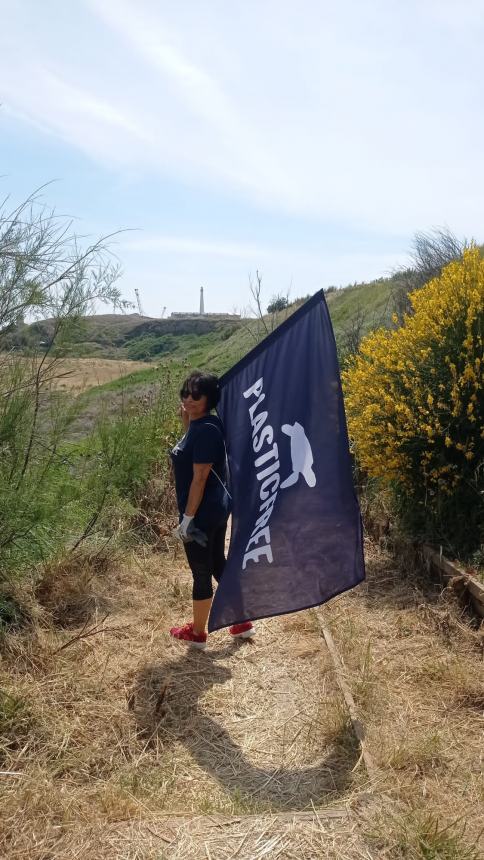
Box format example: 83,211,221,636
1,539,482,858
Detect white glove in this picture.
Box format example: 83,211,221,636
174,514,194,543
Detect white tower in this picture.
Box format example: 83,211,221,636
199,286,205,315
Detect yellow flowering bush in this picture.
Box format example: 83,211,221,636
343,247,484,554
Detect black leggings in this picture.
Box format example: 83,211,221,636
184,521,227,601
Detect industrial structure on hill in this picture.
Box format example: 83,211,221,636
170,287,240,321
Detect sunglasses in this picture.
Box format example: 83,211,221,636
180,387,203,400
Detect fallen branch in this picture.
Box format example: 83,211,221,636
54,615,127,653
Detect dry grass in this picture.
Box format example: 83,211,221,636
35,548,122,627
50,807,381,860
0,354,152,393
45,357,153,392
1,537,483,858
325,537,484,852
0,544,364,858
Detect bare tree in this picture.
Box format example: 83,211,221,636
246,271,292,339
232,270,268,347
412,228,466,286
248,270,270,338
391,227,467,321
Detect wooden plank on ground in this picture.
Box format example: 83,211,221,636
314,609,378,786
422,545,484,619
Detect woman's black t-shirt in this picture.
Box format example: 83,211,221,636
171,414,230,531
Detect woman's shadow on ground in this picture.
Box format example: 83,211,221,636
129,642,359,810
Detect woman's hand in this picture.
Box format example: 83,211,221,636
178,401,190,430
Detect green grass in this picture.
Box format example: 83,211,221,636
326,277,394,331
71,276,396,416
13,275,399,446
396,813,481,860
205,278,394,373
7,274,396,369
0,595,27,633
80,365,163,397
367,810,482,860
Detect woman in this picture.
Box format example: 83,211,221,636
170,370,255,649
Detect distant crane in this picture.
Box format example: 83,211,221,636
134,288,145,316
160,306,166,318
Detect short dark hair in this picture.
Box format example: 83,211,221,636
180,370,221,410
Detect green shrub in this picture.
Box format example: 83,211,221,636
0,356,180,581
0,595,26,632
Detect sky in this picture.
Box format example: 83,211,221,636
1,0,484,317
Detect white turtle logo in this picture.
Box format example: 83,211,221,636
280,422,316,489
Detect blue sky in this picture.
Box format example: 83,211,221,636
1,0,483,317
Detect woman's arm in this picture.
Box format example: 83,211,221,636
185,462,212,517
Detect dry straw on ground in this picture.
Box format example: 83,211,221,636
49,358,153,392
0,355,153,392
325,538,484,847
1,537,483,859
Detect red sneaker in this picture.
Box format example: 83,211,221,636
229,621,255,639
170,622,207,650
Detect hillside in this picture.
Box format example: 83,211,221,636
0,274,396,442
1,274,395,367
2,313,242,361
325,276,393,331
198,277,395,376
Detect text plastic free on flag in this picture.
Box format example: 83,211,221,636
208,290,365,632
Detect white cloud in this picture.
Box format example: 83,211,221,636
83,0,292,198
123,234,269,259
1,0,484,237
1,63,152,166
122,232,406,273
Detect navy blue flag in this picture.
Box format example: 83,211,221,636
208,290,365,632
